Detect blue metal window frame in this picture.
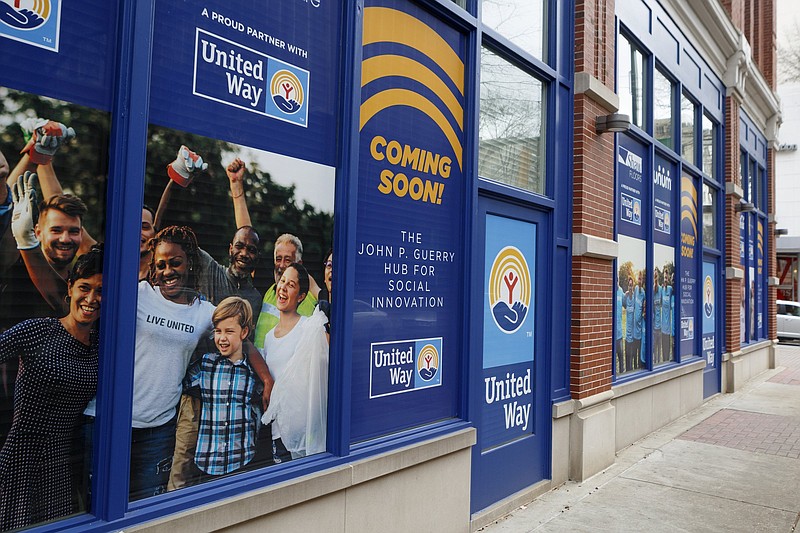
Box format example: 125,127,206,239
471,0,573,407
739,110,769,344
613,1,726,381
12,0,483,531
1,0,573,529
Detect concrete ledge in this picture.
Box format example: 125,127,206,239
726,182,744,198
575,72,619,112
769,276,780,286
570,392,615,480
470,479,552,532
722,350,742,362
552,399,576,419
739,339,772,356
350,427,476,484
130,428,476,533
572,233,619,260
726,266,744,279
612,360,706,398
574,389,614,409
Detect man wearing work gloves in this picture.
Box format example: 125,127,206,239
0,120,87,443
1,119,88,327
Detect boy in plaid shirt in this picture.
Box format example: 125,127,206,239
185,297,263,476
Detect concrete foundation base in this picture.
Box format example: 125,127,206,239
723,340,774,393
129,429,476,533
569,391,616,481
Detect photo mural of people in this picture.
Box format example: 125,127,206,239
653,244,675,365
617,235,646,375
133,126,334,497
0,87,110,529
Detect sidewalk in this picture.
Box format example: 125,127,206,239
478,344,800,533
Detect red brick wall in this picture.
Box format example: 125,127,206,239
571,0,615,399
721,0,744,29
724,97,743,353
722,0,777,344
723,0,777,90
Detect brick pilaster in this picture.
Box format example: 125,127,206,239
571,0,615,400
724,96,743,353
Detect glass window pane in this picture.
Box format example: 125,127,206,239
617,34,645,129
680,94,696,164
739,150,746,190
703,182,716,248
748,159,756,203
0,87,111,526
134,126,335,500
451,0,467,8
481,0,546,60
702,115,715,178
479,47,545,194
653,69,674,150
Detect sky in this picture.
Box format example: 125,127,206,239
234,144,336,214
777,0,800,46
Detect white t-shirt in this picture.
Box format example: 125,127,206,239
132,281,215,428
263,315,307,438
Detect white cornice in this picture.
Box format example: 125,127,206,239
658,0,780,137
660,0,739,76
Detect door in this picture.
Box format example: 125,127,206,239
702,257,720,397
470,196,550,514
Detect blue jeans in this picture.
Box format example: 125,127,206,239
130,418,176,501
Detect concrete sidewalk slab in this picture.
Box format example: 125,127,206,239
622,439,800,511
477,345,800,533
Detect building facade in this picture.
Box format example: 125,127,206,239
0,0,778,532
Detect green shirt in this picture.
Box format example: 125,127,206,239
253,284,317,349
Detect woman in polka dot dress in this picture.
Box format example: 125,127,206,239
0,245,103,530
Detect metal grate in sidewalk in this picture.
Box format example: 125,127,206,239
678,409,800,459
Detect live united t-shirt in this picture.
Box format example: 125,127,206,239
131,281,215,428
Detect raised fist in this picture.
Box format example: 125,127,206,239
20,119,76,165
167,145,208,188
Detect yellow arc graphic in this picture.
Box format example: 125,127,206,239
360,88,463,170
360,7,465,171
361,55,463,130
681,179,697,237
363,7,463,93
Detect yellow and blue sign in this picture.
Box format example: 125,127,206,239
702,262,716,366
0,0,61,51
369,337,442,398
193,29,309,127
352,0,465,440
481,215,535,449
679,176,698,352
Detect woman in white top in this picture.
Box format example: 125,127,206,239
262,262,328,462
131,226,215,499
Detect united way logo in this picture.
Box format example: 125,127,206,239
0,0,60,51
703,275,714,319
0,0,49,29
270,69,304,114
417,343,439,382
264,60,309,126
488,246,531,334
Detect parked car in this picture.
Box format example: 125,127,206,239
777,300,800,340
